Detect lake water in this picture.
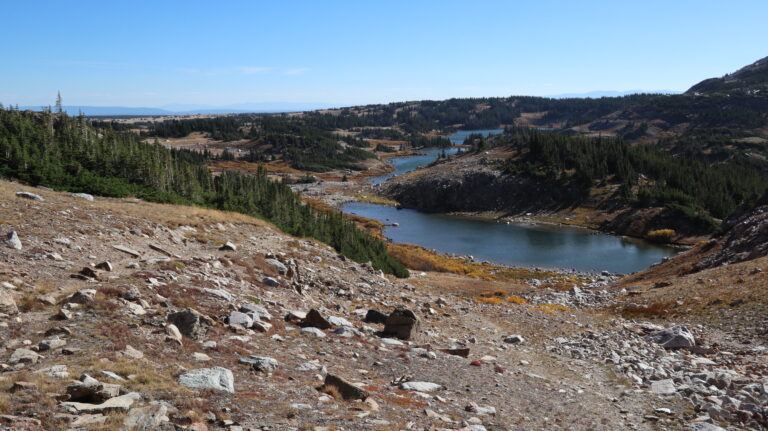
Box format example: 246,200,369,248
367,129,503,185
348,129,678,274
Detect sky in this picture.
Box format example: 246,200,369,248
1,0,767,108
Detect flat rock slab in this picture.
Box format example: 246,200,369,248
61,392,140,413
178,367,234,393
113,245,141,257
124,404,168,431
400,381,444,392
651,379,677,395
16,191,44,201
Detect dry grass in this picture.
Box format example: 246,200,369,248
532,303,573,314
646,228,676,243
389,242,560,281
355,193,399,206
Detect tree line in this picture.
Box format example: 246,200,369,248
0,107,407,277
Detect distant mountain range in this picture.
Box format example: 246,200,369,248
16,102,337,117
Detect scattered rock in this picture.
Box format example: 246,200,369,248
301,327,327,338
219,241,237,251
645,325,695,349
9,348,41,365
178,367,234,393
504,335,525,344
650,379,676,395
321,374,369,401
71,193,94,201
302,309,332,330
4,231,22,250
16,191,44,201
38,336,66,351
239,356,279,372
123,404,168,431
262,276,279,287
61,393,140,414
382,308,419,340
113,245,141,258
401,381,443,392
95,261,113,271
66,289,96,304
364,309,388,324
0,290,18,314
167,308,212,340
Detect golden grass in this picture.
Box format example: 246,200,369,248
506,295,529,304
388,242,561,281
355,193,399,206
532,303,573,314
646,228,676,243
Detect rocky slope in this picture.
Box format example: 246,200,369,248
0,181,766,431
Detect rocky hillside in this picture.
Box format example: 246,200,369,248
2,181,767,430
383,147,585,214
687,56,768,95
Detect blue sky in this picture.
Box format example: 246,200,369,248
2,0,767,108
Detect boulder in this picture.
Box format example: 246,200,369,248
218,241,237,251
400,381,443,392
503,335,525,344
95,261,113,271
38,336,66,351
15,191,44,201
321,374,369,401
66,289,97,304
227,311,253,329
123,404,168,431
645,325,695,349
167,308,212,340
301,327,327,337
164,324,183,344
262,277,279,287
178,367,234,393
239,356,279,372
0,290,18,314
364,309,388,324
265,258,288,275
650,379,676,395
240,303,271,321
61,393,140,414
4,231,22,250
78,267,101,279
67,377,121,403
327,315,353,327
301,309,332,330
9,348,41,365
383,309,419,340
71,193,94,201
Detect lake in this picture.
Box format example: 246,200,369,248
348,129,678,274
342,202,677,274
367,129,503,185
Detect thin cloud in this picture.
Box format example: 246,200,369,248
283,68,309,76
237,66,271,75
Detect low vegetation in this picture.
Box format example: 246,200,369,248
0,108,407,276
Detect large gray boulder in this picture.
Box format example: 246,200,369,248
4,231,22,250
178,367,234,393
239,356,279,372
644,325,695,349
0,290,18,315
167,308,212,340
383,309,420,340
15,191,44,201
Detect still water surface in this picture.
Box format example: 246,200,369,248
348,129,678,273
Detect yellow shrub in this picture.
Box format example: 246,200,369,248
646,229,676,243
476,296,503,305
506,295,528,304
